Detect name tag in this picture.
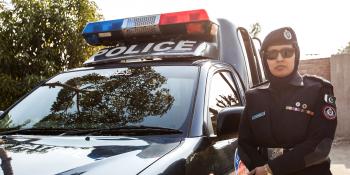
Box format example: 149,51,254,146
251,111,265,120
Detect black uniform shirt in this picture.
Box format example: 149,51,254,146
238,74,337,175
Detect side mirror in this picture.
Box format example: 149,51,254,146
0,111,4,116
217,106,244,137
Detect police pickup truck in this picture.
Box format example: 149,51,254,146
0,9,266,175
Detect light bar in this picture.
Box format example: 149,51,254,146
159,9,209,25
82,9,216,46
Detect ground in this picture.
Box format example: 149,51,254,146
330,138,350,175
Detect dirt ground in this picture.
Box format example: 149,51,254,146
330,138,350,175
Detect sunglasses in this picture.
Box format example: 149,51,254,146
264,48,295,60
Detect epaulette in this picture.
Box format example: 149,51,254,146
302,74,333,88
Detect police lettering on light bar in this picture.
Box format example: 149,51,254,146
82,9,214,46
92,40,197,59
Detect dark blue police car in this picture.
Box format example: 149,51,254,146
0,9,266,175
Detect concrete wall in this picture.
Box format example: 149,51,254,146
299,55,350,138
330,54,350,138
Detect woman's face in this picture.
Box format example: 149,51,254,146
265,44,295,78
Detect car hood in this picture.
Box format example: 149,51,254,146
0,135,182,175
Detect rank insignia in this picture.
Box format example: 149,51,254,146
302,104,307,109
322,105,337,120
324,94,336,106
285,106,314,116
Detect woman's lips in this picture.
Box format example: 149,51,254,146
275,65,286,71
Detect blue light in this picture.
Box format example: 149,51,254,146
84,34,100,46
82,19,124,34
82,19,124,45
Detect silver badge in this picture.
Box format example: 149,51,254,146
283,29,292,40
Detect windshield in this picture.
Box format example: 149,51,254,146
0,66,198,132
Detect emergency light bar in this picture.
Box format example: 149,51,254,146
82,9,217,46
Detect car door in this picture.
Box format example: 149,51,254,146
204,68,244,174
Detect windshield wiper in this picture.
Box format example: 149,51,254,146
0,128,80,136
0,126,182,136
61,125,182,136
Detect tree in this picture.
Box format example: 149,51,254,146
0,1,4,11
0,0,102,109
249,22,261,38
338,42,350,54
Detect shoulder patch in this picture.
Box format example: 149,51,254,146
324,94,336,106
322,105,337,120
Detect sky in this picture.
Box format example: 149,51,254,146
93,0,350,59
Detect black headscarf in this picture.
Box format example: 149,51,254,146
260,27,300,89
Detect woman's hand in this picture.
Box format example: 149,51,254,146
248,164,271,175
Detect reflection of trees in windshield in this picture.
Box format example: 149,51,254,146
3,138,56,154
0,114,13,129
35,67,174,129
216,94,239,108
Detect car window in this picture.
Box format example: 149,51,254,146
0,66,198,131
207,71,241,134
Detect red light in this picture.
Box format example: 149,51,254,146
159,9,209,25
186,23,205,34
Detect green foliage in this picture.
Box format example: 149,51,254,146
0,0,102,110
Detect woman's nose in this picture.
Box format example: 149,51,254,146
276,53,284,61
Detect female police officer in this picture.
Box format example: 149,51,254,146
238,27,337,175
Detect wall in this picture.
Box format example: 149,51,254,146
330,54,350,138
299,57,330,80
299,55,350,138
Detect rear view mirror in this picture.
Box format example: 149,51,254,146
217,106,244,137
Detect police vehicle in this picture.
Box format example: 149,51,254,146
0,9,266,175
